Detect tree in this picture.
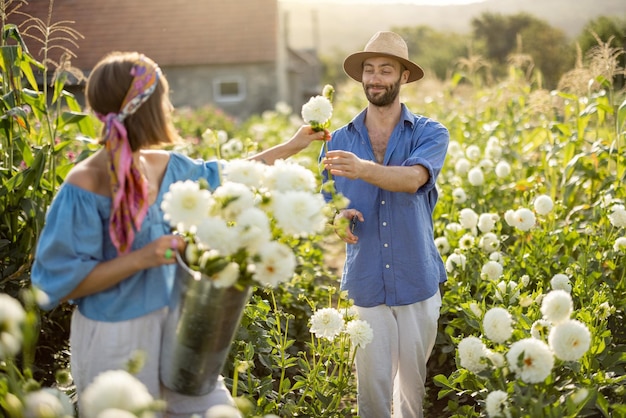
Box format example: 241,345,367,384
393,25,469,81
471,12,574,88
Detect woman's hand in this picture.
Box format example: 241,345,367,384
61,234,186,301
289,124,330,151
249,125,329,165
139,234,185,268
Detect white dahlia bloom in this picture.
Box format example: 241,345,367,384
481,260,503,281
506,338,554,384
455,158,471,176
512,208,536,231
485,390,510,418
24,388,74,418
459,208,479,230
540,290,573,324
0,294,25,359
478,213,499,233
81,370,155,418
503,209,516,227
452,187,467,204
550,273,572,293
222,159,266,189
495,281,519,303
483,307,513,343
486,137,503,159
211,262,240,288
479,233,500,253
495,161,511,178
211,181,256,220
608,204,626,228
263,159,318,192
489,251,504,263
205,404,242,418
271,191,327,236
459,233,475,250
234,207,272,255
345,319,374,348
548,319,591,361
466,145,482,161
309,308,345,341
301,95,333,126
446,252,467,273
613,236,626,252
434,236,451,255
458,336,489,373
534,194,554,215
161,180,213,233
531,319,552,341
254,242,296,287
468,167,485,186
195,216,240,255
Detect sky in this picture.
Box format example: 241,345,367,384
279,0,486,4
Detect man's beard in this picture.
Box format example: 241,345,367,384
363,77,401,107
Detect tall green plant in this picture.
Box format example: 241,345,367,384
0,7,96,288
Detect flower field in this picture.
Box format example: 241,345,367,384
1,19,625,417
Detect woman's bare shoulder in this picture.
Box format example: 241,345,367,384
64,150,110,196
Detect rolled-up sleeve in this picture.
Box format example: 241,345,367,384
403,121,449,195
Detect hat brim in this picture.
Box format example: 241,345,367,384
343,51,424,83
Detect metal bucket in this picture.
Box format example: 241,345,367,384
160,252,252,395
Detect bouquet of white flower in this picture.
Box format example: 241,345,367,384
159,158,332,395
161,158,330,289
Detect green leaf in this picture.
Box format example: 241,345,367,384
618,98,626,132
595,392,610,417
57,111,90,130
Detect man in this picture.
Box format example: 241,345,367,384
320,31,449,418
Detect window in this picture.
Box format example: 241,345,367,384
213,76,246,103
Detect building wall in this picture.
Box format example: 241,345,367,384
164,62,278,121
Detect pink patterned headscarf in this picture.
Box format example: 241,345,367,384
97,56,160,255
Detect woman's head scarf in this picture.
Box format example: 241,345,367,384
97,56,160,254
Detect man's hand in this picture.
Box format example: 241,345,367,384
323,150,365,180
334,209,364,244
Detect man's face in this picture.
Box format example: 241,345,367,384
361,57,407,107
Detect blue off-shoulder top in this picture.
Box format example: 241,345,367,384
31,152,221,322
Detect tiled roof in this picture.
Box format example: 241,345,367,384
10,0,277,70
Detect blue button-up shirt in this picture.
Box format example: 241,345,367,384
321,104,449,307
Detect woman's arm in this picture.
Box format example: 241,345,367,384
250,125,329,165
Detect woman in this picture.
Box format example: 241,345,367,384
31,51,326,417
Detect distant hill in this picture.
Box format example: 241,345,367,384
280,0,626,54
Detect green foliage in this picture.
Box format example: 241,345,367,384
2,3,626,417
0,16,96,404
423,48,626,416
471,12,575,88
577,15,626,81
394,25,470,80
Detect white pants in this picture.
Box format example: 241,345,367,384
354,291,441,418
70,308,235,418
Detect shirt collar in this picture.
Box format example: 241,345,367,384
348,103,415,132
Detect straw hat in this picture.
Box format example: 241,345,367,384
343,31,424,83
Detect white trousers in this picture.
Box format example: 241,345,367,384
354,291,441,418
70,308,235,418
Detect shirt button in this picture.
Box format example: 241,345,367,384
385,264,390,269
384,243,389,247
381,200,386,205
382,222,387,226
